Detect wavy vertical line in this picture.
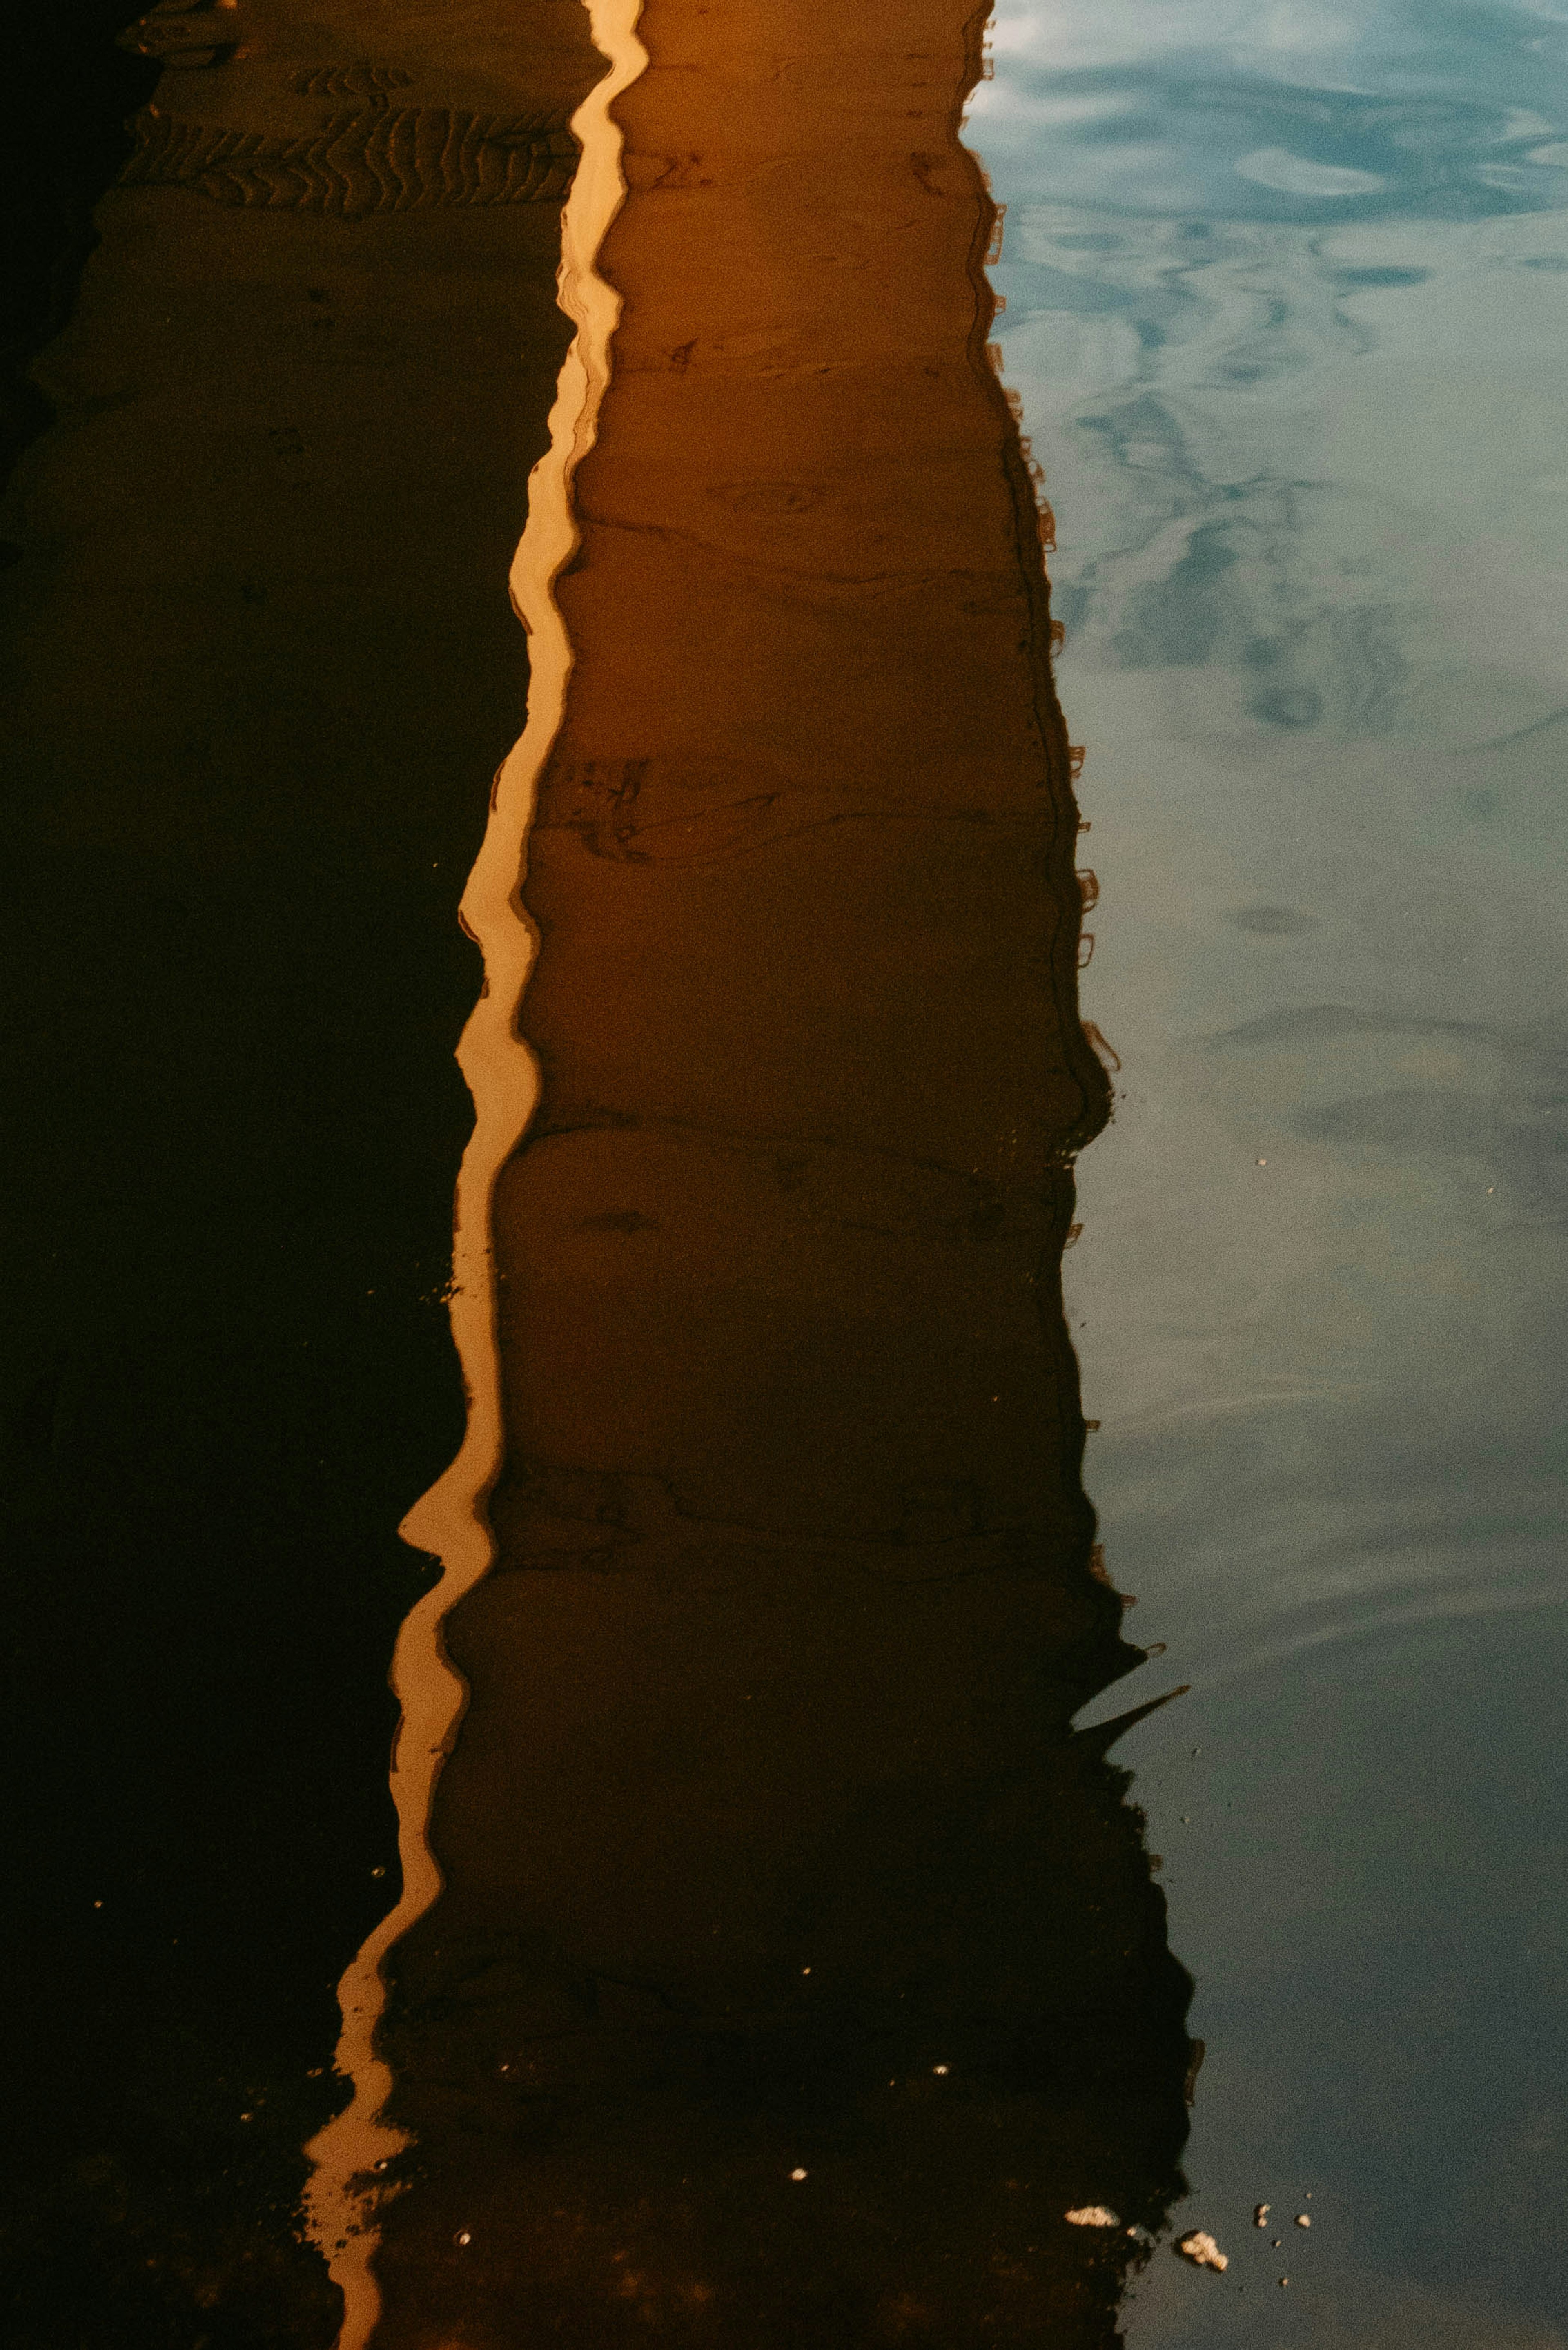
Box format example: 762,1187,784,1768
300,5,647,2343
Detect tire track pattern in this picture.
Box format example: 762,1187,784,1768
119,104,577,213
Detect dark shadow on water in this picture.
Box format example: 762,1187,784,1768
369,0,1194,2341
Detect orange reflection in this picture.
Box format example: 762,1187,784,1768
312,0,1193,2341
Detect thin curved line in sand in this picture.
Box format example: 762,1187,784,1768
301,7,646,2343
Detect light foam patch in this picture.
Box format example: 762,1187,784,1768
1234,145,1387,195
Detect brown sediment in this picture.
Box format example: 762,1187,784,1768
300,5,650,2342
119,105,579,212
349,0,1193,2344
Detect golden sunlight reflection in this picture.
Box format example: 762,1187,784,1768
301,4,650,2343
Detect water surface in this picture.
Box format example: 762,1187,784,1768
4,0,1565,2342
973,1,1568,2337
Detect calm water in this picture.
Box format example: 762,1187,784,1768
973,2,1568,2339
3,0,1565,2342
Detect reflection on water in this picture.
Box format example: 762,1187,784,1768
0,0,1197,2339
975,0,1568,2339
7,0,1565,2339
343,1,1200,2339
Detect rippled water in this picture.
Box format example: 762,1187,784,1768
974,2,1568,2337
4,0,1566,2341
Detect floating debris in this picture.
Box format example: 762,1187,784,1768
1296,2213,1312,2228
1254,2203,1270,2226
1065,2207,1120,2229
1176,2230,1229,2271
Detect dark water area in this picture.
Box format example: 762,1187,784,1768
0,1,159,514
2,0,1562,2347
1,1,604,2339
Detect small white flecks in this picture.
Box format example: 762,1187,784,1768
1280,2276,1290,2288
93,1900,103,1910
456,2232,472,2247
239,2113,253,2124
1296,2213,1311,2227
1273,2239,1281,2247
370,1866,386,1879
1176,2230,1228,2271
802,1967,811,1975
1256,1157,1267,1167
933,2065,949,2076
1254,2204,1269,2226
1487,1186,1495,1194
1065,2207,1120,2229
790,2169,808,2183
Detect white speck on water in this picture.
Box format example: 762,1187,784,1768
1254,2203,1269,2225
933,2064,949,2075
456,2230,472,2245
1177,2230,1228,2270
1065,2207,1120,2228
790,2169,808,2182
1296,2213,1311,2227
1256,1157,1267,1166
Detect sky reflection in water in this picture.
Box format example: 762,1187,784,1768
975,4,1568,2341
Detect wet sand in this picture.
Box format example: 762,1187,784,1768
2,0,1192,2341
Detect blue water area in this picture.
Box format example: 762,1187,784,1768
973,4,1568,2340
